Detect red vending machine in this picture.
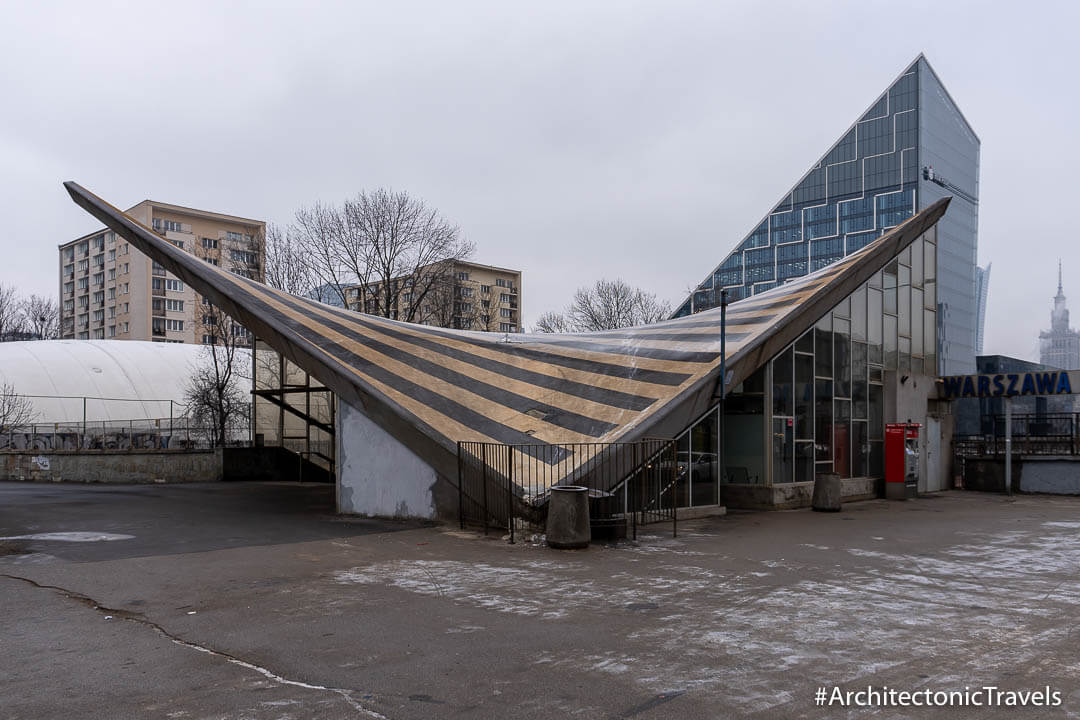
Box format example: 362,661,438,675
885,423,920,500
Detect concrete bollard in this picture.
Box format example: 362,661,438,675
812,472,842,512
546,485,590,549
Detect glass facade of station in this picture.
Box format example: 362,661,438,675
672,228,937,504
673,56,978,376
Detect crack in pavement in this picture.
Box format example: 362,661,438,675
1,573,386,719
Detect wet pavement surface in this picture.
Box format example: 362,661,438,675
2,481,1079,719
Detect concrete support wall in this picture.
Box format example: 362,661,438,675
1020,458,1080,494
718,477,877,510
337,399,453,519
964,455,1080,495
0,450,222,483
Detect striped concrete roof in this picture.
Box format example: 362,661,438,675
65,182,948,481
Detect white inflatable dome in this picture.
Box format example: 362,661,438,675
0,340,248,424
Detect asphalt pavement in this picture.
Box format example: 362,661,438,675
2,481,1079,719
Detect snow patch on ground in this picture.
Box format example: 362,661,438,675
0,532,134,542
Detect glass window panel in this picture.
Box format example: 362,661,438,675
835,331,851,398
924,241,936,282
834,399,851,478
722,380,765,484
796,329,814,354
912,356,924,374
898,282,911,337
851,286,867,342
852,342,868,418
833,295,850,318
737,366,766,394
924,279,936,310
911,239,924,288
691,409,718,506
852,420,868,477
796,441,814,484
899,245,911,266
867,287,883,364
869,269,882,289
869,383,884,439
899,335,911,371
772,417,794,484
911,288,924,356
869,440,884,478
772,347,794,417
795,353,814,440
815,379,833,461
884,314,898,369
883,261,898,314
898,263,911,289
815,327,833,378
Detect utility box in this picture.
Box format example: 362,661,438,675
885,423,920,500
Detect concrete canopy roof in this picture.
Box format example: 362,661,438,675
65,182,948,482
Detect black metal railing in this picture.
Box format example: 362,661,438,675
955,413,1080,457
457,439,681,542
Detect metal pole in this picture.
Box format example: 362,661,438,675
82,396,87,449
719,289,728,493
507,446,515,544
1005,397,1013,496
481,444,489,536
458,442,465,530
671,442,678,539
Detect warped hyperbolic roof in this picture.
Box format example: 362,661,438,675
65,182,948,482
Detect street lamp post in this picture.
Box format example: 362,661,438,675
719,289,729,496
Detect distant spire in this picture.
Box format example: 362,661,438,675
1059,260,1064,296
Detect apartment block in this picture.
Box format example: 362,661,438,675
343,260,522,333
59,200,265,344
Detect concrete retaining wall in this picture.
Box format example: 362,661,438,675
1021,458,1080,494
718,477,878,510
0,450,222,484
963,455,1080,495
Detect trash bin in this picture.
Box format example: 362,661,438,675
546,485,590,549
812,472,842,512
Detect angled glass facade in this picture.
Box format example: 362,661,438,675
674,56,979,375
673,227,938,498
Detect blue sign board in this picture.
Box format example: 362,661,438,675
940,371,1079,400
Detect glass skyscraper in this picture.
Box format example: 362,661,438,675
974,263,991,354
674,55,979,375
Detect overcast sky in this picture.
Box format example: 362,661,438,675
1,1,1076,360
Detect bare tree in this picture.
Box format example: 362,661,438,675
535,279,672,332
533,310,571,333
284,189,474,324
264,223,320,298
351,190,473,323
184,335,248,448
183,229,260,446
0,282,25,341
0,382,34,431
20,295,59,340
290,201,358,308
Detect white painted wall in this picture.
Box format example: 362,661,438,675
885,371,954,492
336,399,438,518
